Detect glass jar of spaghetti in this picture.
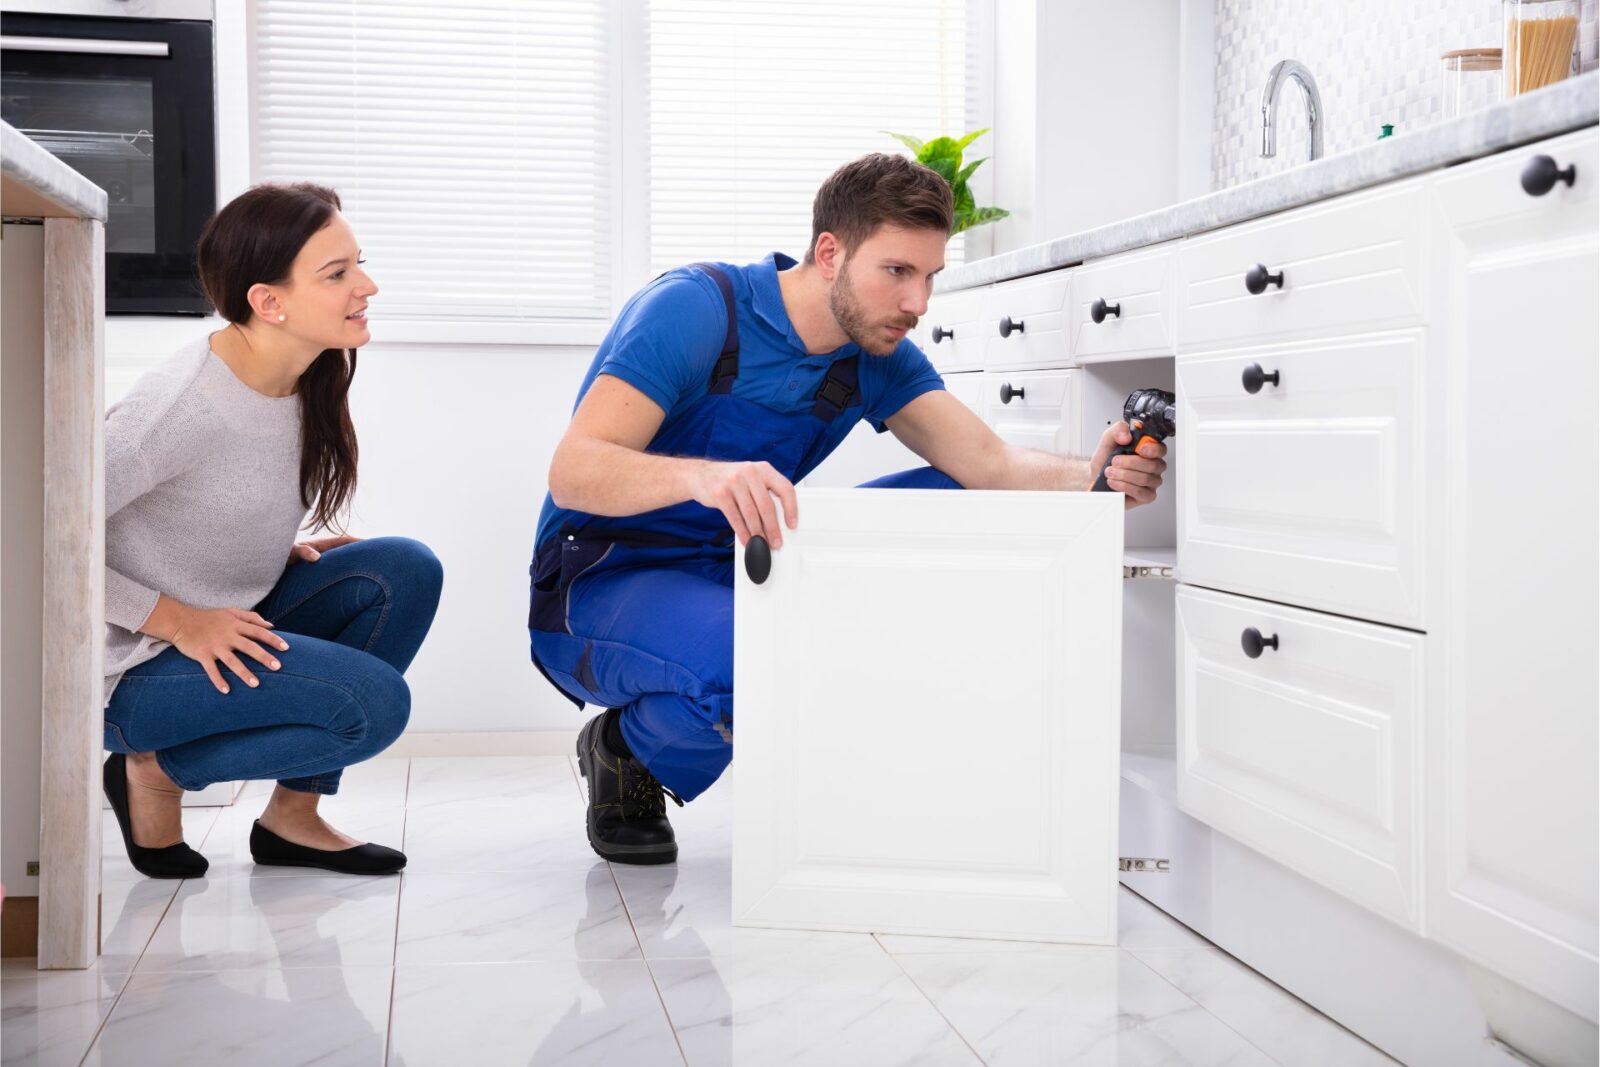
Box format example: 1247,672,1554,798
1503,0,1582,96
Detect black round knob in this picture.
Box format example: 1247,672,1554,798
999,382,1025,405
1241,362,1281,394
998,315,1025,338
1245,263,1285,295
931,325,952,344
1521,154,1577,197
1091,298,1122,324
1241,627,1280,659
744,535,771,585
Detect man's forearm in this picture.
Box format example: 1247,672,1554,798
548,435,713,517
975,443,1095,491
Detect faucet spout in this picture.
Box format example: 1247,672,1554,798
1260,59,1325,161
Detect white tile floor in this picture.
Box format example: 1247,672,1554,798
2,756,1399,1066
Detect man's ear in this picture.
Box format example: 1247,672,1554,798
813,232,845,280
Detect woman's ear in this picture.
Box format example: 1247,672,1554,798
247,282,285,324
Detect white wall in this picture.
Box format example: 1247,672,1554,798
340,343,596,734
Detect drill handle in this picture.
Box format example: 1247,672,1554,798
1091,441,1142,493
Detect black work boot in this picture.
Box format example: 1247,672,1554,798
576,709,682,865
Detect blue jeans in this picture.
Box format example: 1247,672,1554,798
104,537,443,795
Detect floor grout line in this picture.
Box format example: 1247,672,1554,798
870,932,991,1067
382,757,412,1066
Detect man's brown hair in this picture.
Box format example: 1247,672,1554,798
805,153,954,265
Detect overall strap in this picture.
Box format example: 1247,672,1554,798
811,355,861,423
688,263,740,395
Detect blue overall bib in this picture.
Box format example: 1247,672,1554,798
529,261,958,801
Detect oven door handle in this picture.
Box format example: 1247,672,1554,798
0,35,170,58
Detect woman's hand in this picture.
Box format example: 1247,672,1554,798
287,533,362,566
168,606,291,695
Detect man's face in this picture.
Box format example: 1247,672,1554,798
827,224,947,356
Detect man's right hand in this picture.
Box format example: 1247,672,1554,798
688,460,799,548
163,604,290,695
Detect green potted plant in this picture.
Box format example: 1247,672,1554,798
884,127,1008,233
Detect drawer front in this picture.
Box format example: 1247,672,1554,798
984,270,1071,371
1177,184,1426,350
1176,584,1422,928
920,286,988,373
1177,332,1425,629
1069,244,1177,362
982,369,1080,455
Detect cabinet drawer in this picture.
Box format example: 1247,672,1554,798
982,368,1080,455
984,269,1071,370
1069,244,1177,362
1176,584,1422,928
1177,184,1426,350
920,285,988,373
1176,332,1425,629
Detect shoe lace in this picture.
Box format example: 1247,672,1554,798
621,760,684,820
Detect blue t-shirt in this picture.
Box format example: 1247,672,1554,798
534,252,944,549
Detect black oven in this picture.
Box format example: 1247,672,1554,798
2,11,216,314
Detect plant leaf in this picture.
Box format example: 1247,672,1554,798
917,135,963,168
882,130,924,153
953,127,991,152
955,156,987,186
953,204,1009,235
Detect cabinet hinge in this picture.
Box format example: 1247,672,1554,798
1118,856,1171,873
1122,564,1175,580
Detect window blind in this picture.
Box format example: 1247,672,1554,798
646,0,981,277
252,0,613,320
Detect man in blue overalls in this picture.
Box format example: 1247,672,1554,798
530,154,1167,864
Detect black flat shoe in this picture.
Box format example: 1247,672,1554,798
101,753,208,880
249,821,406,875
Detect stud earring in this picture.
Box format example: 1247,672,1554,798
277,314,286,322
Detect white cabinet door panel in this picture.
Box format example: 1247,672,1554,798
1176,331,1425,629
982,368,1080,455
733,489,1124,943
1069,243,1178,363
1176,183,1426,350
983,270,1071,371
921,286,987,373
1425,127,1599,1023
1176,585,1423,928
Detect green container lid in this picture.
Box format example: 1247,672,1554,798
1379,123,1396,139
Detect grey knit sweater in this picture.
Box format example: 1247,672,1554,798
104,338,308,704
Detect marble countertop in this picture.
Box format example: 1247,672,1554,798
1,119,108,221
938,71,1598,293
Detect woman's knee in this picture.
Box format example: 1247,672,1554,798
342,662,411,753
364,536,444,608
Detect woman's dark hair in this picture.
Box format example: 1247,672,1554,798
195,182,358,533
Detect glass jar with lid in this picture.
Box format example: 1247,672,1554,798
1503,0,1583,96
1441,47,1503,118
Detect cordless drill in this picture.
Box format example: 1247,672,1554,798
1091,388,1176,493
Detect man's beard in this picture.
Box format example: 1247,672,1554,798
828,259,916,357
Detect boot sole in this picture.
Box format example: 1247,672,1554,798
576,732,678,866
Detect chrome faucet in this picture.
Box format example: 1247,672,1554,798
1260,59,1324,161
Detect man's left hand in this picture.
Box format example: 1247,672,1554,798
287,534,362,566
1090,423,1167,509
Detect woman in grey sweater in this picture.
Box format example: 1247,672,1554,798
101,183,442,878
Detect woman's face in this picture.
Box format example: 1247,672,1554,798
273,210,378,349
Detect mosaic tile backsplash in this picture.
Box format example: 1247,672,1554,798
1211,0,1599,190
